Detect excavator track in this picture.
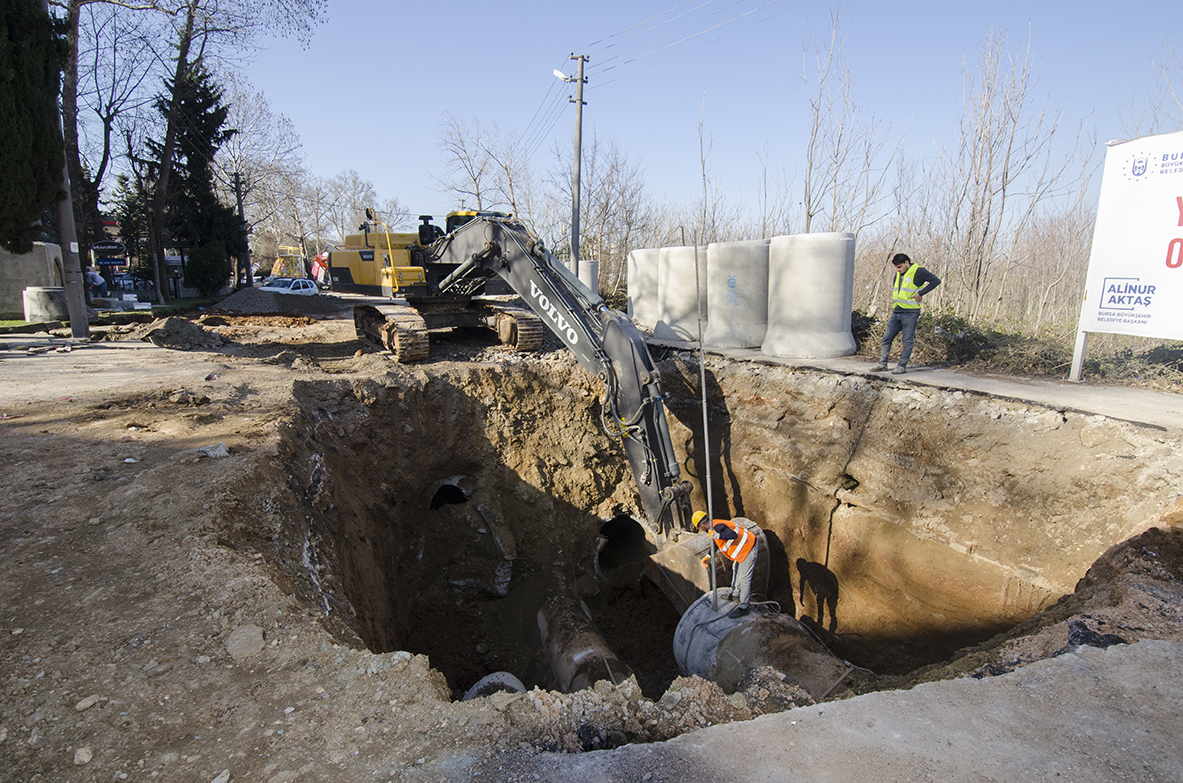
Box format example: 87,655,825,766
491,305,545,352
353,304,430,363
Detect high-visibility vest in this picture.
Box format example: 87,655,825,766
709,519,756,563
892,263,922,310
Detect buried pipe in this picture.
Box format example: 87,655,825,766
461,671,526,701
673,590,853,700
538,594,635,693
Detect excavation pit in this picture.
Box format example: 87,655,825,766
239,352,1182,708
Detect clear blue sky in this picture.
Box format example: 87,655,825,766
243,0,1180,219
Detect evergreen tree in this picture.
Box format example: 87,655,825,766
150,63,246,296
110,172,152,276
0,0,66,253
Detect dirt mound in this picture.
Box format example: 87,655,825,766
213,286,350,317
489,672,802,753
196,314,320,328
123,316,226,351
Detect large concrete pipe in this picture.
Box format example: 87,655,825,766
579,259,600,296
626,248,661,329
762,232,857,358
703,239,769,348
538,594,635,693
653,245,708,341
673,591,853,700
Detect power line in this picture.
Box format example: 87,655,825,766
582,0,719,58
589,0,804,89
591,0,795,79
514,0,805,167
518,55,574,156
587,0,750,74
524,90,570,161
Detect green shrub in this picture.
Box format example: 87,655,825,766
852,309,1183,388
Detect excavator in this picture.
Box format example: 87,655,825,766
333,210,693,536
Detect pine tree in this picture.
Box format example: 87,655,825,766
150,63,246,296
0,0,66,253
110,172,152,277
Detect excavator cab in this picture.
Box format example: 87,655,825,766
445,210,514,235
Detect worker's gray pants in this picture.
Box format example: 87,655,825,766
731,544,756,608
880,308,921,368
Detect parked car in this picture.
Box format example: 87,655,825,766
258,277,318,296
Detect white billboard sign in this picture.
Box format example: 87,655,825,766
1078,130,1183,339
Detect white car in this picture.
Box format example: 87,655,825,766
258,277,318,296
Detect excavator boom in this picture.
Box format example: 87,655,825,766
388,214,693,534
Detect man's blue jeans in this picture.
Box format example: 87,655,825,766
881,309,920,368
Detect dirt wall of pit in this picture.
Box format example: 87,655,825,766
223,350,1183,679
251,359,632,664
656,356,1183,662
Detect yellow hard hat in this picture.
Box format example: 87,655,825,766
692,510,707,527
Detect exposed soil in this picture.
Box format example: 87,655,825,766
2,300,1182,782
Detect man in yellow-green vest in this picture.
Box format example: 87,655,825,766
871,253,941,374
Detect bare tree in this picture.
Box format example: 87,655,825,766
323,170,378,242
75,3,162,204
433,113,537,221
799,8,902,237
212,68,304,284
937,30,1082,322
1121,36,1183,136
754,144,794,239
434,113,494,211
52,0,167,254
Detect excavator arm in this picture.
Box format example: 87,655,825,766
427,216,693,535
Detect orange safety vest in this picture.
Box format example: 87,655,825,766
708,519,756,563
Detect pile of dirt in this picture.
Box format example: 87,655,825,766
122,315,226,351
489,671,812,753
196,314,320,328
213,286,351,317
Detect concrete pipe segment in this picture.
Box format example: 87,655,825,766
763,232,857,358
578,259,600,296
539,594,635,693
673,590,853,700
703,239,770,348
653,245,708,341
626,248,660,329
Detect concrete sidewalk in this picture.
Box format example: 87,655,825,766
651,338,1183,433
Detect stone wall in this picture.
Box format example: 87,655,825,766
0,243,64,319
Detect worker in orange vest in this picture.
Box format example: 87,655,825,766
695,511,759,619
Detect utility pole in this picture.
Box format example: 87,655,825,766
569,54,586,276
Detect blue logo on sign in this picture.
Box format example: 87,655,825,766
1132,157,1148,177
1100,277,1155,311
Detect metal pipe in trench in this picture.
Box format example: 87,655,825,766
538,594,635,693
